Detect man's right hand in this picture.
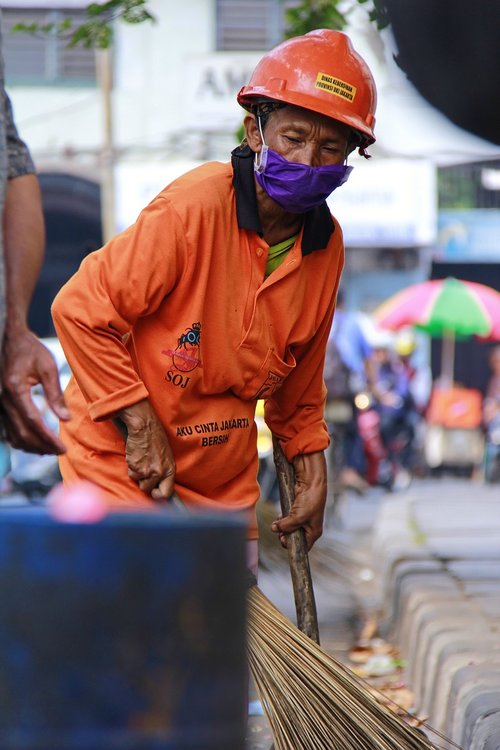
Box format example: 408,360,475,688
117,399,175,500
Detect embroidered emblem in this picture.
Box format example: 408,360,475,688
253,370,284,400
162,322,202,374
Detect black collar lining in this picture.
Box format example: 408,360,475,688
231,145,335,255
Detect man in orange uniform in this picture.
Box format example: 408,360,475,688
52,30,377,553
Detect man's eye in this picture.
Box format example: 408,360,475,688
285,136,301,144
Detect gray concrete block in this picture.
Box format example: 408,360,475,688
427,649,500,734
412,500,500,534
427,538,500,561
368,485,500,748
393,578,462,656
408,606,490,706
469,594,500,620
449,561,500,580
463,689,500,750
420,639,500,729
378,560,445,632
470,713,500,750
448,666,500,744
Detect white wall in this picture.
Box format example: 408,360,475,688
8,0,220,174
113,0,214,151
10,87,101,159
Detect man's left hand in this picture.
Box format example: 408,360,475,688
1,331,70,454
271,451,327,550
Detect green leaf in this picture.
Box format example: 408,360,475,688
368,0,390,31
11,22,41,34
86,2,114,18
58,19,74,31
284,0,349,38
67,20,113,49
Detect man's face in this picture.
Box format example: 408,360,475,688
246,105,352,168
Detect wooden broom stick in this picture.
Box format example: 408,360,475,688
272,436,320,645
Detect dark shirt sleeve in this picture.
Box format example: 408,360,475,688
3,89,35,179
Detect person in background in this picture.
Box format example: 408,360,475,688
483,345,500,430
394,328,431,415
482,345,500,483
370,339,414,475
51,29,377,561
0,15,68,460
393,328,431,476
324,289,374,493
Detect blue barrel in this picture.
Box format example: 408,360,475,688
0,509,248,749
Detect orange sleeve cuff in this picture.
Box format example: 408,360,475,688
88,381,150,422
280,422,330,462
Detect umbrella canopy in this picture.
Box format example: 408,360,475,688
374,277,500,340
374,277,500,385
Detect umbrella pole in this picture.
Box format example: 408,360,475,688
440,329,455,387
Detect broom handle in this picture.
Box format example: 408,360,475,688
272,436,320,645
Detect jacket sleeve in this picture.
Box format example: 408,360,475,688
264,248,343,462
52,194,187,421
3,91,36,179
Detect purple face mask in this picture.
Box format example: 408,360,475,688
254,134,353,214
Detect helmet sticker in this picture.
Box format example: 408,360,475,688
315,72,356,102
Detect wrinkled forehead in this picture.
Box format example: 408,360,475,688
264,103,353,140
251,99,357,143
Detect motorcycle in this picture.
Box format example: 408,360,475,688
355,390,414,491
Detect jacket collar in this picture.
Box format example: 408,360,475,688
231,144,335,255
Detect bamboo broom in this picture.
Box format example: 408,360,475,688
246,438,448,750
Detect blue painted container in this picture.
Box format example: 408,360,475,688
0,509,248,749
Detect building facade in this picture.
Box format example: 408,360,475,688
3,0,499,358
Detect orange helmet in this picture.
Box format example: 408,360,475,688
237,29,377,150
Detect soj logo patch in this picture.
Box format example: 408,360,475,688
163,322,202,379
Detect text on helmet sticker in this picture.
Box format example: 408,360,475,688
315,72,356,102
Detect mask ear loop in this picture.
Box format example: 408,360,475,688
254,116,269,173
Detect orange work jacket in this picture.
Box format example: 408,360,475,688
52,146,344,538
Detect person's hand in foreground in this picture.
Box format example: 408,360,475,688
1,330,69,454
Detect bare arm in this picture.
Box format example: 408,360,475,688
1,174,69,454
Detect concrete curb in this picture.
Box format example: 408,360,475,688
369,482,500,750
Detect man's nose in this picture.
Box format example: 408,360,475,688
297,144,321,167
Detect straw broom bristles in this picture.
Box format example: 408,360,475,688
247,583,440,750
